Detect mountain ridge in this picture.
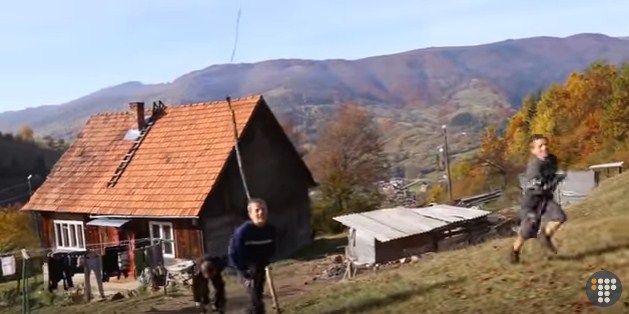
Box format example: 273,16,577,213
1,33,629,141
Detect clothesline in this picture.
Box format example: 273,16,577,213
85,237,152,249
0,237,159,259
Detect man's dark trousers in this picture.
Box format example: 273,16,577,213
245,266,266,314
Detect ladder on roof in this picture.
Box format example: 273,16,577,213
106,119,156,188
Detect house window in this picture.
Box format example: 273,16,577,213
149,221,176,258
53,220,85,250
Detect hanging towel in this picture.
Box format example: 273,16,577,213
1,256,16,276
119,251,130,271
134,249,147,277
146,244,164,268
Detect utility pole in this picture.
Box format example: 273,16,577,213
442,125,453,202
27,174,32,199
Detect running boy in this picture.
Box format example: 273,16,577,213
229,198,276,314
510,134,567,263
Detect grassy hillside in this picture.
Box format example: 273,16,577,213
285,173,629,313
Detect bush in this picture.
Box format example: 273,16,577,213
0,210,40,253
311,189,383,236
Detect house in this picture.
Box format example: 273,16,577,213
333,204,491,264
20,95,316,262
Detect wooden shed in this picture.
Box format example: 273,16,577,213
557,170,596,205
333,204,492,264
20,95,316,264
589,161,624,186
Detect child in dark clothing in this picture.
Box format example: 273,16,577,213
510,134,567,263
229,198,276,314
191,255,227,313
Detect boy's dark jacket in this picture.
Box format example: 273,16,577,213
523,154,565,197
228,220,276,276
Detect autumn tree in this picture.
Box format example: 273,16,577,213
439,61,629,207
602,64,629,151
427,183,446,203
0,210,40,252
307,103,389,233
18,126,34,142
483,61,629,173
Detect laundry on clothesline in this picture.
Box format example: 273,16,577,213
82,249,106,301
0,237,166,290
1,255,16,276
47,251,85,292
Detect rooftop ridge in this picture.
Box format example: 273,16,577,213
87,95,262,117
176,95,262,108
93,111,131,117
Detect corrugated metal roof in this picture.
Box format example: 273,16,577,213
589,161,624,170
333,204,490,242
417,204,491,222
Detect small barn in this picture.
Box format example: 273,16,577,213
519,170,597,205
333,204,491,264
557,170,596,205
21,95,316,264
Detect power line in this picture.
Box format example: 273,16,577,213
225,2,250,201
229,7,242,63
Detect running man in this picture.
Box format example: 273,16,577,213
229,198,277,314
510,134,567,263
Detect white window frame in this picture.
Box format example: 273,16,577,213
53,220,86,251
149,221,176,258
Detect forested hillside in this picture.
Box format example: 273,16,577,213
431,61,629,201
0,127,66,206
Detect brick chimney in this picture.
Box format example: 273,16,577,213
129,102,146,129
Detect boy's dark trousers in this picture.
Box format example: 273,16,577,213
211,273,226,311
244,266,266,314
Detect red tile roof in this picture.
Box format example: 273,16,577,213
21,96,263,217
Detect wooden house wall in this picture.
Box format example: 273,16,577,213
40,212,90,250
243,104,313,258
373,233,435,264
121,218,203,260
199,103,314,259
352,217,492,264
172,219,203,259
39,213,202,259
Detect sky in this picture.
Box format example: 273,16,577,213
0,0,627,112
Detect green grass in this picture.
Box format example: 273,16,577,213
0,275,43,293
284,173,629,314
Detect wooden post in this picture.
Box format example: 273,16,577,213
21,249,31,314
265,266,281,313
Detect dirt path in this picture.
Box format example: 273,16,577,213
155,258,338,313
21,257,341,314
